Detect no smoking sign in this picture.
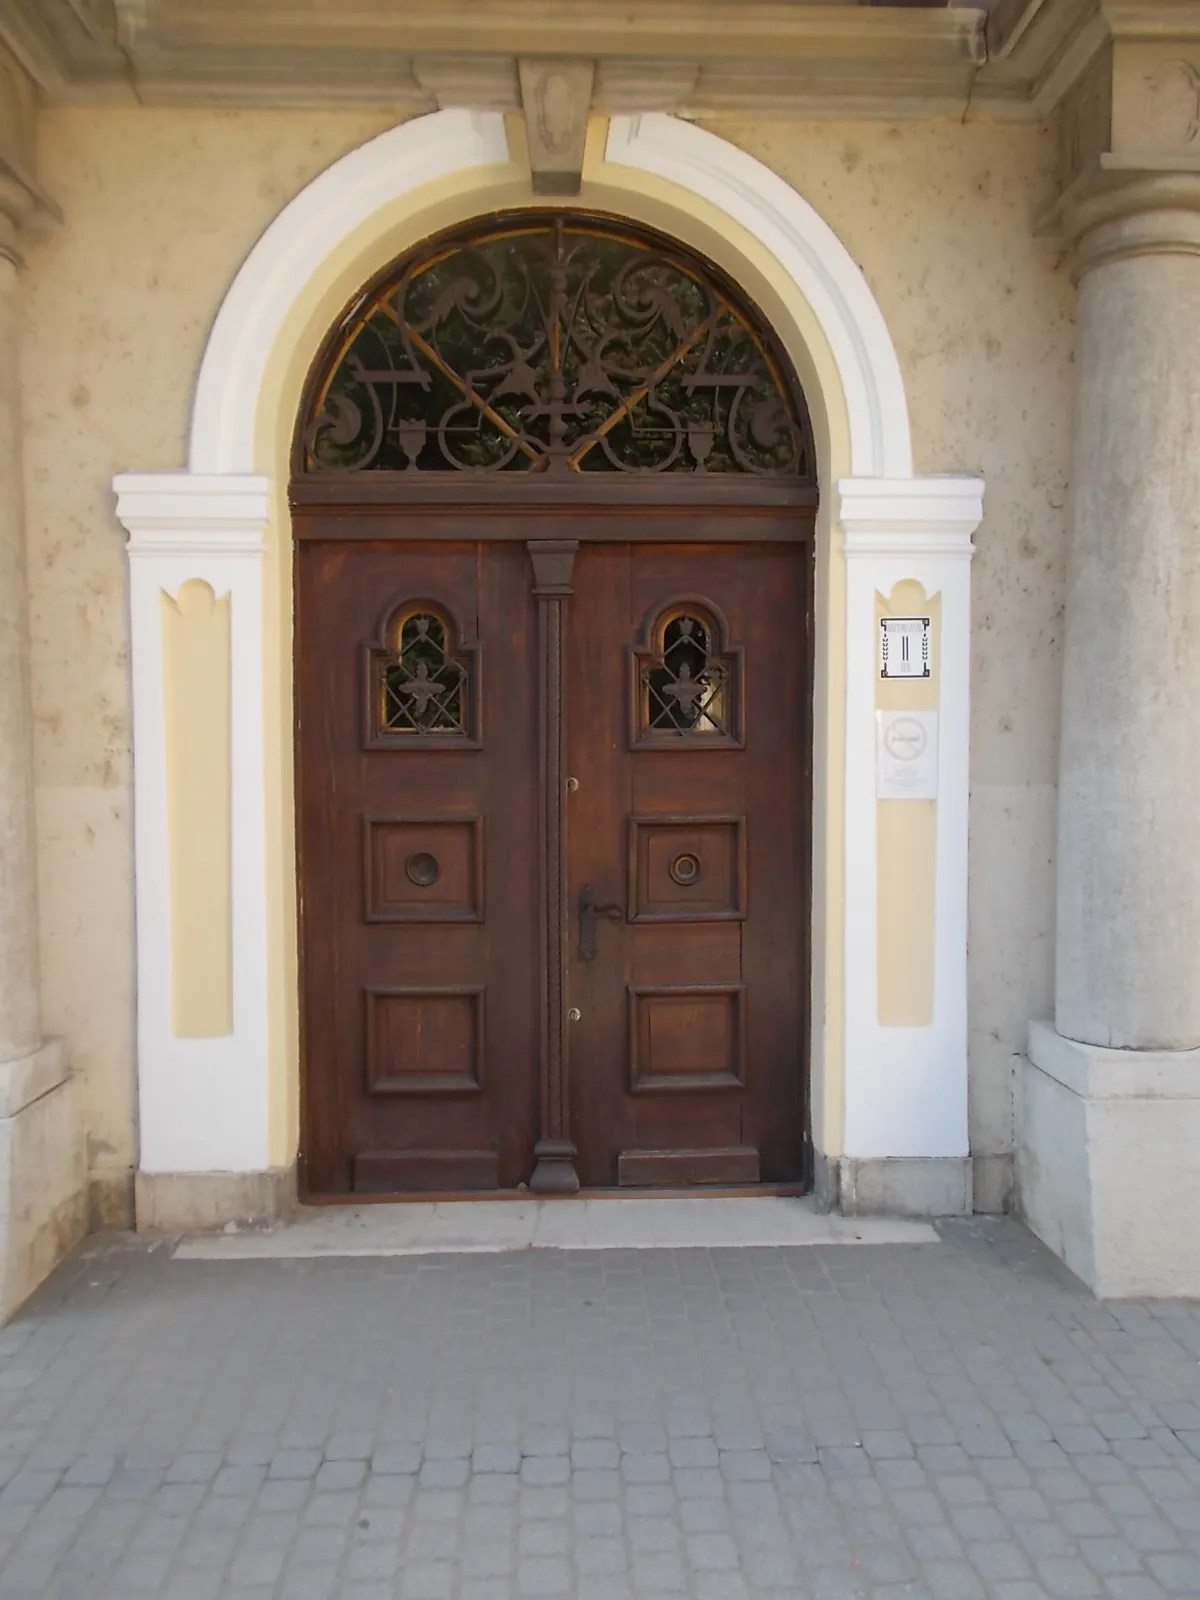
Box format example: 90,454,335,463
876,709,938,799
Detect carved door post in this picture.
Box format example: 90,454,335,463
528,539,580,1193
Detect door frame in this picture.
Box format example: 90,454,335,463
114,110,984,1228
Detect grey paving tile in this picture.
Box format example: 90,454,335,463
0,1221,1195,1600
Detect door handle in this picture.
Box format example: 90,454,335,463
577,883,623,962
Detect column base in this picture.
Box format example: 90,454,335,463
135,1166,297,1233
813,1152,973,1217
1019,1020,1200,1297
0,1039,86,1322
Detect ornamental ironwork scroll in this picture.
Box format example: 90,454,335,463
301,215,815,481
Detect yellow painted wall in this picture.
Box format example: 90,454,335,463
875,581,940,1028
21,107,1073,1194
161,581,232,1037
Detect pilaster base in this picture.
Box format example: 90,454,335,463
0,1039,86,1321
529,1141,580,1194
1020,1021,1200,1297
814,1153,973,1217
135,1166,297,1233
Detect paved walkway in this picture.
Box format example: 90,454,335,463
1,1217,1198,1600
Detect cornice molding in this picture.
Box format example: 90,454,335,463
5,0,990,116
114,472,270,557
2,0,1199,122
838,475,984,558
0,42,61,264
108,2,984,61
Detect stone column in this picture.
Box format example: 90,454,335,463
1055,177,1200,1052
0,50,86,1321
1021,38,1200,1297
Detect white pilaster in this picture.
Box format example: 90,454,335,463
838,476,983,1176
115,473,271,1173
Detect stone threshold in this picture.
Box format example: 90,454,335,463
172,1196,938,1259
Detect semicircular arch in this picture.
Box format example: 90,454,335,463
187,109,913,485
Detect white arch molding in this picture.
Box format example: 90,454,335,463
187,112,911,480
114,110,983,1213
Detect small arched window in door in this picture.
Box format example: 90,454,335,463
633,601,743,748
365,602,479,748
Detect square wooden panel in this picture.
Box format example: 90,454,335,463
363,815,482,922
628,815,746,922
628,984,745,1094
364,986,484,1096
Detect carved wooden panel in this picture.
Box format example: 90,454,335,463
364,986,484,1096
363,815,483,922
628,815,746,922
628,983,745,1094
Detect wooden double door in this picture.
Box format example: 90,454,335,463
296,523,811,1197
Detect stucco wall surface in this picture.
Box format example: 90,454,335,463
22,109,399,1213
21,109,1072,1205
706,119,1073,1185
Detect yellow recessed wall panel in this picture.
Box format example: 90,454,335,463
876,581,940,1028
162,581,233,1037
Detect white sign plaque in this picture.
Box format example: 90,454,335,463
879,615,931,679
876,710,938,800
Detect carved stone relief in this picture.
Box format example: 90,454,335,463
1060,46,1113,193
1112,43,1200,161
518,58,594,196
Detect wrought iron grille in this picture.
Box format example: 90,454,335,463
378,613,468,736
643,613,731,738
301,215,814,480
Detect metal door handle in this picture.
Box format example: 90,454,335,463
577,883,623,961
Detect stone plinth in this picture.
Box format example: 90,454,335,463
1020,1021,1200,1297
0,1041,86,1319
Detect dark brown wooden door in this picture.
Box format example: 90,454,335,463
296,538,540,1195
565,542,809,1187
296,526,809,1197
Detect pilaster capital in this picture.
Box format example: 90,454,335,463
837,476,984,560
1046,26,1200,275
1061,169,1200,276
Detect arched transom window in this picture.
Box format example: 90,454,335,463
299,214,815,482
